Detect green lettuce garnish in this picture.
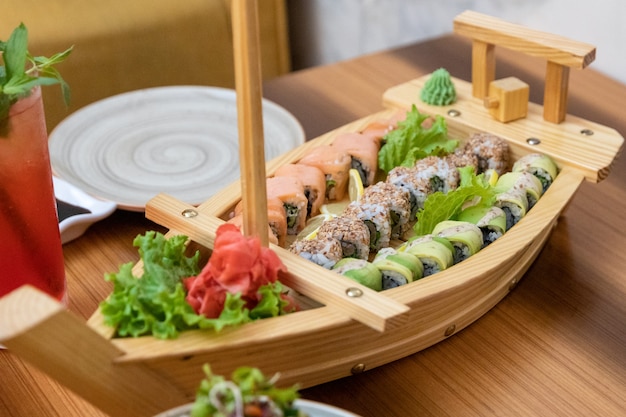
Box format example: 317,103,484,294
100,232,293,339
100,232,201,339
378,105,458,173
414,166,497,236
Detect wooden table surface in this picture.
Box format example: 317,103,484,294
1,34,625,417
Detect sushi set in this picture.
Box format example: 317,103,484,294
0,10,623,417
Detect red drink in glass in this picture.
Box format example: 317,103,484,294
0,87,67,301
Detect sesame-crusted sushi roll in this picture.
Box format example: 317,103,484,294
457,205,507,247
362,181,412,240
512,153,559,192
386,166,434,218
316,215,370,260
446,150,479,173
343,201,392,251
496,171,544,210
266,176,308,235
332,258,382,291
413,156,460,194
432,220,483,264
289,236,343,269
462,132,510,175
274,163,326,217
332,132,381,187
399,234,454,277
298,145,352,201
373,248,424,289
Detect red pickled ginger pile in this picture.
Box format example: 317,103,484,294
185,224,293,318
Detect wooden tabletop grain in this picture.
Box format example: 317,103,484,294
1,34,624,417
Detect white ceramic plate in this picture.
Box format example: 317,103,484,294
49,86,305,211
54,176,117,244
154,399,361,417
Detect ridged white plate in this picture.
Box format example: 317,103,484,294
49,86,305,211
153,399,361,417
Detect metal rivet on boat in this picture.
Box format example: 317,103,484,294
508,279,518,291
181,208,198,218
580,128,594,136
444,324,456,337
526,137,541,145
447,109,461,117
351,363,366,374
346,287,363,298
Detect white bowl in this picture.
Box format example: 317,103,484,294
54,176,117,244
154,399,361,417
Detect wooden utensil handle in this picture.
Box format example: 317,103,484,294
453,10,596,123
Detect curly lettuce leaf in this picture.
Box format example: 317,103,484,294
414,166,497,236
100,231,201,339
378,105,458,173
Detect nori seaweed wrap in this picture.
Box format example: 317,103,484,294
457,205,507,246
512,153,558,192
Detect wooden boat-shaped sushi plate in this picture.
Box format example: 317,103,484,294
0,11,623,417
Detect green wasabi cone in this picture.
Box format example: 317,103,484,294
457,205,507,246
432,220,484,264
420,68,457,106
399,234,454,277
332,258,383,291
512,153,558,192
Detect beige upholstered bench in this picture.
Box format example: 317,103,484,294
3,0,290,130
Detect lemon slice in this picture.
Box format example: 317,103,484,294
320,201,349,216
296,213,334,240
485,169,499,186
348,168,364,202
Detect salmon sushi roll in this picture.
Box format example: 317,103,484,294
266,176,308,235
274,163,326,217
332,132,381,186
226,213,279,246
298,145,351,201
233,196,287,246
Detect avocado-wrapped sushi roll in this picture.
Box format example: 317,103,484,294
290,236,344,269
495,187,528,230
512,153,558,192
386,166,434,218
373,248,424,289
332,258,382,291
432,220,483,264
343,201,392,251
316,215,370,260
362,181,412,240
457,205,507,246
399,234,454,277
496,171,544,210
